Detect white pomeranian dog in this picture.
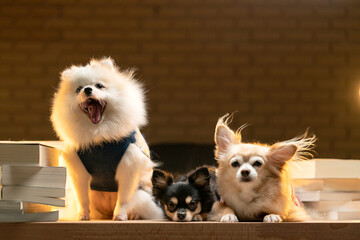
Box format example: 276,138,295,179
51,57,164,221
214,114,315,222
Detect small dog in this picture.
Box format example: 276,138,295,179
214,114,315,222
51,57,163,221
152,166,238,222
152,166,219,221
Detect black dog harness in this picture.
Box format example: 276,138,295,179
77,131,136,192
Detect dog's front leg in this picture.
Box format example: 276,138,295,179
113,144,147,221
63,150,91,220
208,201,239,222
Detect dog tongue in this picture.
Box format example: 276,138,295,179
88,102,102,124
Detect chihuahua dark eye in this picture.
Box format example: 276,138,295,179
188,200,197,211
253,161,262,167
95,83,104,89
168,201,177,212
75,86,83,94
231,161,240,168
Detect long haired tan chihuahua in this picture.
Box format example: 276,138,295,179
214,114,315,222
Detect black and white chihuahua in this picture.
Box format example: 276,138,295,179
152,166,219,221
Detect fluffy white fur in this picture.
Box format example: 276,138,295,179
51,57,163,221
52,58,146,149
214,114,316,222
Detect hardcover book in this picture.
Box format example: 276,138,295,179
290,159,360,179
0,142,60,167
0,165,66,188
0,186,65,207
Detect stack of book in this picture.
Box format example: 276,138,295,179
0,142,65,222
290,159,360,220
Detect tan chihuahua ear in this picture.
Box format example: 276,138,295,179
215,123,235,155
268,144,297,169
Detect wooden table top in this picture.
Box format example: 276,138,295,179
0,220,359,240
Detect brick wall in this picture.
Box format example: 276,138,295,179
1,0,360,158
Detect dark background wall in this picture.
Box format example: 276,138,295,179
1,0,360,159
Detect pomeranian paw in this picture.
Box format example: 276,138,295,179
113,213,128,221
220,214,239,223
79,213,90,221
263,214,283,223
192,214,203,221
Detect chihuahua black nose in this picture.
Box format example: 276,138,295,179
84,87,92,96
241,170,250,177
177,211,186,221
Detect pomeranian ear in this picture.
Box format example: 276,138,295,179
188,167,210,188
99,57,115,69
90,57,115,70
215,123,235,155
60,68,74,81
152,169,173,197
268,144,297,169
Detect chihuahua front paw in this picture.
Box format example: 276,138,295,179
113,213,128,221
263,214,282,223
220,214,238,223
192,214,203,221
127,212,140,220
79,213,90,221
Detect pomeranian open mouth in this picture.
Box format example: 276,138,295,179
80,98,106,124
